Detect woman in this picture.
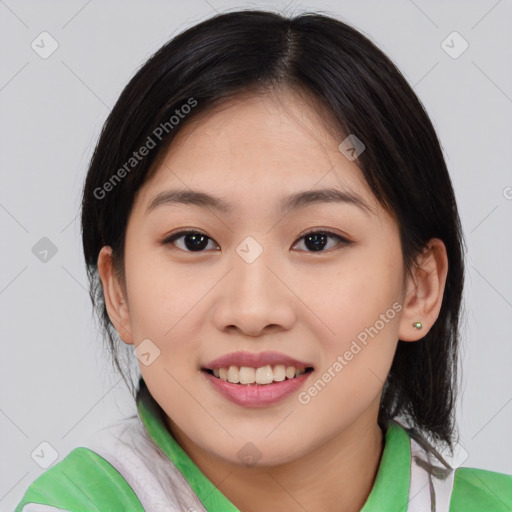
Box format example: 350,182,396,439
16,9,512,512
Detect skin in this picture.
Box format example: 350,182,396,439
98,89,448,512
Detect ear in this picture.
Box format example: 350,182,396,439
97,246,134,345
398,238,448,342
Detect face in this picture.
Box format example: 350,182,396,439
109,90,409,467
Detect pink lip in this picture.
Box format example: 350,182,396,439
203,350,314,370
202,369,313,407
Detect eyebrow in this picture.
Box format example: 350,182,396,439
145,187,373,216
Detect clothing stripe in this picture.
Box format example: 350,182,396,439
21,505,71,512
408,437,435,511
14,447,145,512
136,382,241,511
408,435,456,512
82,416,207,512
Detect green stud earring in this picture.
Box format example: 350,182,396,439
412,321,423,330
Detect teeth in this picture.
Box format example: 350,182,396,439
210,364,309,385
239,366,255,384
255,365,273,384
273,364,286,381
227,365,239,383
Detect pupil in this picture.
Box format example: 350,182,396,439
305,233,327,251
185,234,209,251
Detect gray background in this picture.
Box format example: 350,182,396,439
1,0,511,509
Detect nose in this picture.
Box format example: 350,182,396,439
212,248,297,337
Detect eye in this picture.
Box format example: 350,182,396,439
161,230,219,252
292,229,351,253
161,229,351,253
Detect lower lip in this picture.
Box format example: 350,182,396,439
202,370,313,407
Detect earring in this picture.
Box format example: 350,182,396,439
120,299,126,304
412,321,423,330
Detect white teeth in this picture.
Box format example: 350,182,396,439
239,366,255,384
255,365,273,384
211,364,309,384
273,364,286,381
227,365,239,383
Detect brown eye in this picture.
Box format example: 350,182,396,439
162,230,219,252
293,230,351,252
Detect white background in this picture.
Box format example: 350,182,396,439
1,0,511,509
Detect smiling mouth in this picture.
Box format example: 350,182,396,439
202,365,314,385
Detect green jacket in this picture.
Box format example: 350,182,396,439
16,379,512,511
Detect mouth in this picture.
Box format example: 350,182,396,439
201,351,316,406
201,365,315,386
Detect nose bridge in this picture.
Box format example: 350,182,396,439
232,234,278,302
213,235,295,335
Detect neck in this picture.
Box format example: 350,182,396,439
166,402,384,512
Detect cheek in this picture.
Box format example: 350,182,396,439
298,262,402,430
122,240,199,368
303,247,403,350
124,238,189,323
298,247,403,417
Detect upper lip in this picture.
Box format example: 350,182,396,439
203,351,314,370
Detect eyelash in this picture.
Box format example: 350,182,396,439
160,229,351,253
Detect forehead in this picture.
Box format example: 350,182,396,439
168,89,346,168
134,89,377,215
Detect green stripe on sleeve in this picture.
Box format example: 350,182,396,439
15,447,144,512
449,466,512,511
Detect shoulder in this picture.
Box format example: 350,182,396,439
15,446,145,512
449,466,512,511
16,415,207,512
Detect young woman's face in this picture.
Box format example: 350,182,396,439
119,90,408,466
